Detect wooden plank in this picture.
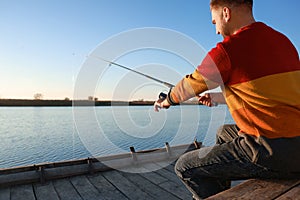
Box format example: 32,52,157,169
140,162,174,181
102,170,155,200
155,161,176,173
45,164,90,180
98,145,195,171
147,159,173,170
207,179,300,200
276,183,300,200
158,180,193,200
0,187,10,200
0,170,39,187
87,173,129,200
244,179,300,199
141,162,192,199
11,184,36,200
120,171,181,200
156,167,193,200
70,175,105,200
33,182,60,200
52,178,82,200
154,165,183,185
140,169,169,185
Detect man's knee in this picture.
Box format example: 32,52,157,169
174,152,189,179
175,148,214,179
175,150,201,178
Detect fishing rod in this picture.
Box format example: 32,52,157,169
91,56,216,105
92,56,175,89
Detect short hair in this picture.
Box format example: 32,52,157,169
210,0,253,8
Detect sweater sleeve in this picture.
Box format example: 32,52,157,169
169,44,231,104
198,43,231,84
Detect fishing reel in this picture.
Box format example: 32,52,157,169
158,92,167,101
157,90,179,106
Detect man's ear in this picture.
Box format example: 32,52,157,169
223,7,231,22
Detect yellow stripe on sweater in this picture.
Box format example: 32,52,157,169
226,70,300,112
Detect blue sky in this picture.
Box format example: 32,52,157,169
0,0,299,100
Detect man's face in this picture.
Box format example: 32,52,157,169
211,5,231,38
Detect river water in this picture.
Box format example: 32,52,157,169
0,105,234,168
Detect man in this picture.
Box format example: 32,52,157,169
154,0,300,199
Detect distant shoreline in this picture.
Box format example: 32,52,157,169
0,99,155,107
0,99,201,107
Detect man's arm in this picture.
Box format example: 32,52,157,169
154,47,229,111
153,69,220,111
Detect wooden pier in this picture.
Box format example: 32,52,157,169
0,143,197,200
1,142,299,200
0,162,193,200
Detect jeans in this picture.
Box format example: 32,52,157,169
174,124,297,199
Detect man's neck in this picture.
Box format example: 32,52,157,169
230,6,256,35
232,16,256,35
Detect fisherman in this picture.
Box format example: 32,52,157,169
154,0,300,199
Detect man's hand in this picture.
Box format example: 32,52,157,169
154,99,171,112
198,93,214,107
198,92,225,107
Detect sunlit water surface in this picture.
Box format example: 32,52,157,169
0,105,234,168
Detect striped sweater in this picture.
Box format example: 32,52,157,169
170,22,300,139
